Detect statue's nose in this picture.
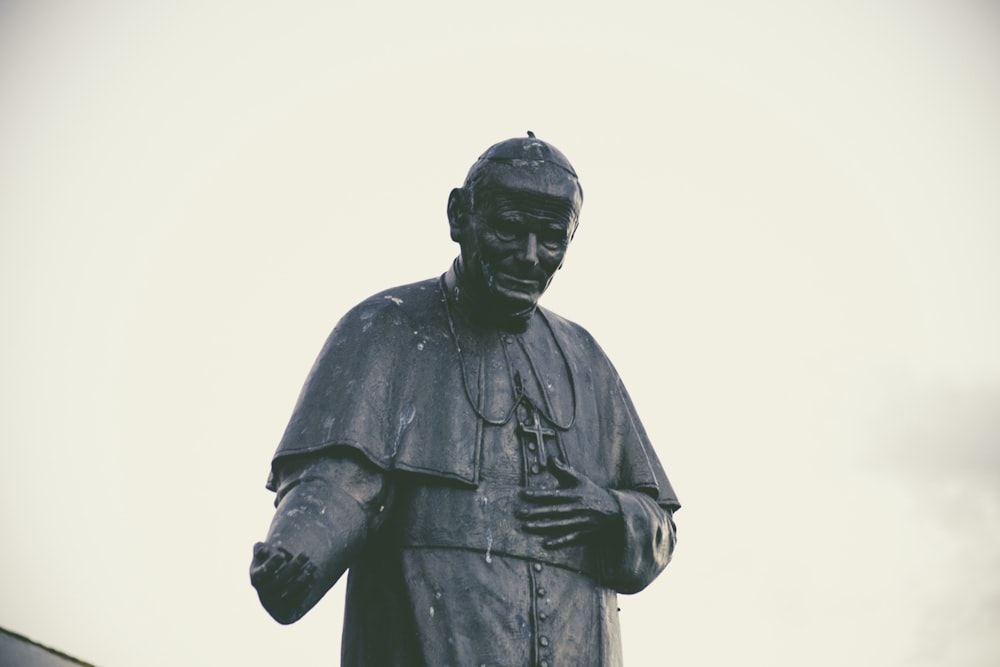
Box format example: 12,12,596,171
520,232,539,266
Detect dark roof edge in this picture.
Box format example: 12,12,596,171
1,626,97,666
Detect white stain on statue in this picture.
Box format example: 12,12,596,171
391,405,416,456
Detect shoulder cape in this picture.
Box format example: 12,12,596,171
268,276,679,511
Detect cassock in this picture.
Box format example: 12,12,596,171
266,265,680,666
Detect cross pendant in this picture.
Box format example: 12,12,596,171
517,405,556,471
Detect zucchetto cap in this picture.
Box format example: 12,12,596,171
467,131,578,180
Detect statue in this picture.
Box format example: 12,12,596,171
250,133,680,666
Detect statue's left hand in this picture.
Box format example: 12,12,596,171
518,458,622,549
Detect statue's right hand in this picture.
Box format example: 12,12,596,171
250,541,318,624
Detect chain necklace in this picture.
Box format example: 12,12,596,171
438,275,578,429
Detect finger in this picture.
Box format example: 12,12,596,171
255,552,303,591
518,503,588,520
543,529,590,549
252,541,283,566
522,516,598,534
520,489,583,504
272,554,312,588
279,565,318,600
523,517,576,532
251,548,291,581
252,541,291,558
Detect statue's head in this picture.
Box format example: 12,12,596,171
448,132,583,322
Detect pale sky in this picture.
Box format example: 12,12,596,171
1,2,999,665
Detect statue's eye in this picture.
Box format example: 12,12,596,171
490,219,521,242
538,230,567,249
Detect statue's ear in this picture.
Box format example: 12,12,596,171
447,187,469,242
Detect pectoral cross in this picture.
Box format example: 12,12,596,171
518,404,556,475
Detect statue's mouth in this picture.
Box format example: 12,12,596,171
492,272,540,291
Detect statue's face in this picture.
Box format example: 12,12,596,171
457,169,581,315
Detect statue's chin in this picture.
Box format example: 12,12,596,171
482,286,540,321
490,298,537,320
482,265,543,314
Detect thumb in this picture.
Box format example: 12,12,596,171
252,541,271,564
548,457,580,486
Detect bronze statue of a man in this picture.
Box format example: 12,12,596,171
251,133,680,666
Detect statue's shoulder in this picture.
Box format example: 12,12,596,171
354,277,440,311
538,305,601,350
333,277,444,337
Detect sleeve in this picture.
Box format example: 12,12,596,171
601,488,677,594
261,449,391,620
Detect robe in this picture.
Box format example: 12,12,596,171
266,269,680,666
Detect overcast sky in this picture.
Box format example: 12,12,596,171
1,1,999,665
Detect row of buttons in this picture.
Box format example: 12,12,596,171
534,561,552,666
